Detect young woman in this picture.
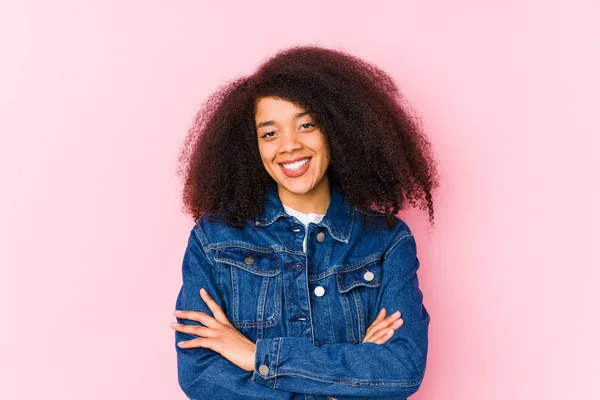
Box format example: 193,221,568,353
170,45,439,400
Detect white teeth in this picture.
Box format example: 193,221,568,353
282,158,310,171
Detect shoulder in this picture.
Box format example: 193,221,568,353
349,207,415,258
353,206,413,238
192,210,257,250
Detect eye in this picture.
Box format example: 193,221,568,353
300,123,315,130
261,131,276,139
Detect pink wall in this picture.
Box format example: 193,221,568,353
1,1,599,399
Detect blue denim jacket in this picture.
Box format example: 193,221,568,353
174,183,430,400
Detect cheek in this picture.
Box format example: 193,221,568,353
314,139,330,163
256,144,268,160
257,145,275,168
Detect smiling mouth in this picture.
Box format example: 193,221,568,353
280,157,311,171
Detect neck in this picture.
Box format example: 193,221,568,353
278,176,331,214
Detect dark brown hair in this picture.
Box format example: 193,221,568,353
177,45,440,228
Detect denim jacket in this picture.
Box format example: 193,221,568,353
174,183,430,400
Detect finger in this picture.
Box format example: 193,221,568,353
371,324,402,345
373,329,395,345
170,322,214,338
173,310,219,329
372,320,404,344
370,308,386,327
364,309,386,339
177,336,212,349
199,288,230,325
367,311,402,336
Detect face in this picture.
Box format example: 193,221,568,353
255,96,331,199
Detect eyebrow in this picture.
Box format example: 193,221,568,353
256,111,310,129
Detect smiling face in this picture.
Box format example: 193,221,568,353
255,96,331,209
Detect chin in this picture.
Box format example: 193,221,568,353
280,180,315,194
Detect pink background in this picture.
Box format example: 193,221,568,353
1,1,599,399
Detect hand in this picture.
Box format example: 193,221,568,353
361,308,404,344
170,288,256,372
327,310,403,400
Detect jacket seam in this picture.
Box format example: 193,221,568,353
308,253,383,282
382,233,413,261
205,241,305,255
273,337,282,388
274,367,423,388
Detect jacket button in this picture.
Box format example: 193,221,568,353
363,271,375,281
244,256,254,265
258,365,269,375
314,286,325,297
316,232,326,242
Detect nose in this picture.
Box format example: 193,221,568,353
278,130,302,153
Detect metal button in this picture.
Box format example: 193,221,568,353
363,271,375,281
244,256,254,265
258,365,269,375
295,264,302,270
314,286,325,297
292,228,301,233
316,232,326,242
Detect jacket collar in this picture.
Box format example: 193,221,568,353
254,183,355,244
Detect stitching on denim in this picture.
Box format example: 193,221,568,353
256,196,355,245
233,311,280,327
232,299,280,328
207,241,280,252
273,337,282,388
192,228,216,269
219,248,282,328
382,233,413,261
352,289,364,341
231,263,239,322
316,219,350,244
206,242,306,256
276,367,423,388
338,279,381,293
233,314,279,327
339,292,355,343
256,275,268,331
214,248,281,277
344,206,355,240
308,254,383,283
256,210,287,227
303,259,316,344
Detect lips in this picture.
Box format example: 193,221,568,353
278,156,311,165
279,157,312,177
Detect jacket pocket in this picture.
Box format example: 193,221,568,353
214,247,282,328
335,254,382,343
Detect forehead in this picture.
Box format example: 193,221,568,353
254,97,306,119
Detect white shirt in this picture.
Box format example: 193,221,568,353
282,203,325,253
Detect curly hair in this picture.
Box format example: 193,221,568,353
177,45,440,229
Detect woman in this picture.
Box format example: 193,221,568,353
171,45,439,400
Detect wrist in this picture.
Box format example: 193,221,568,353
245,343,257,372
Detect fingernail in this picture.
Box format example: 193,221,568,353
170,322,179,326
393,319,403,326
392,311,400,317
174,310,182,314
386,329,394,335
200,288,206,295
177,341,185,347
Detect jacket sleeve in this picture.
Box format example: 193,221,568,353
251,231,430,399
174,227,293,400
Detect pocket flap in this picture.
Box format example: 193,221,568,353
214,247,281,277
335,256,382,293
